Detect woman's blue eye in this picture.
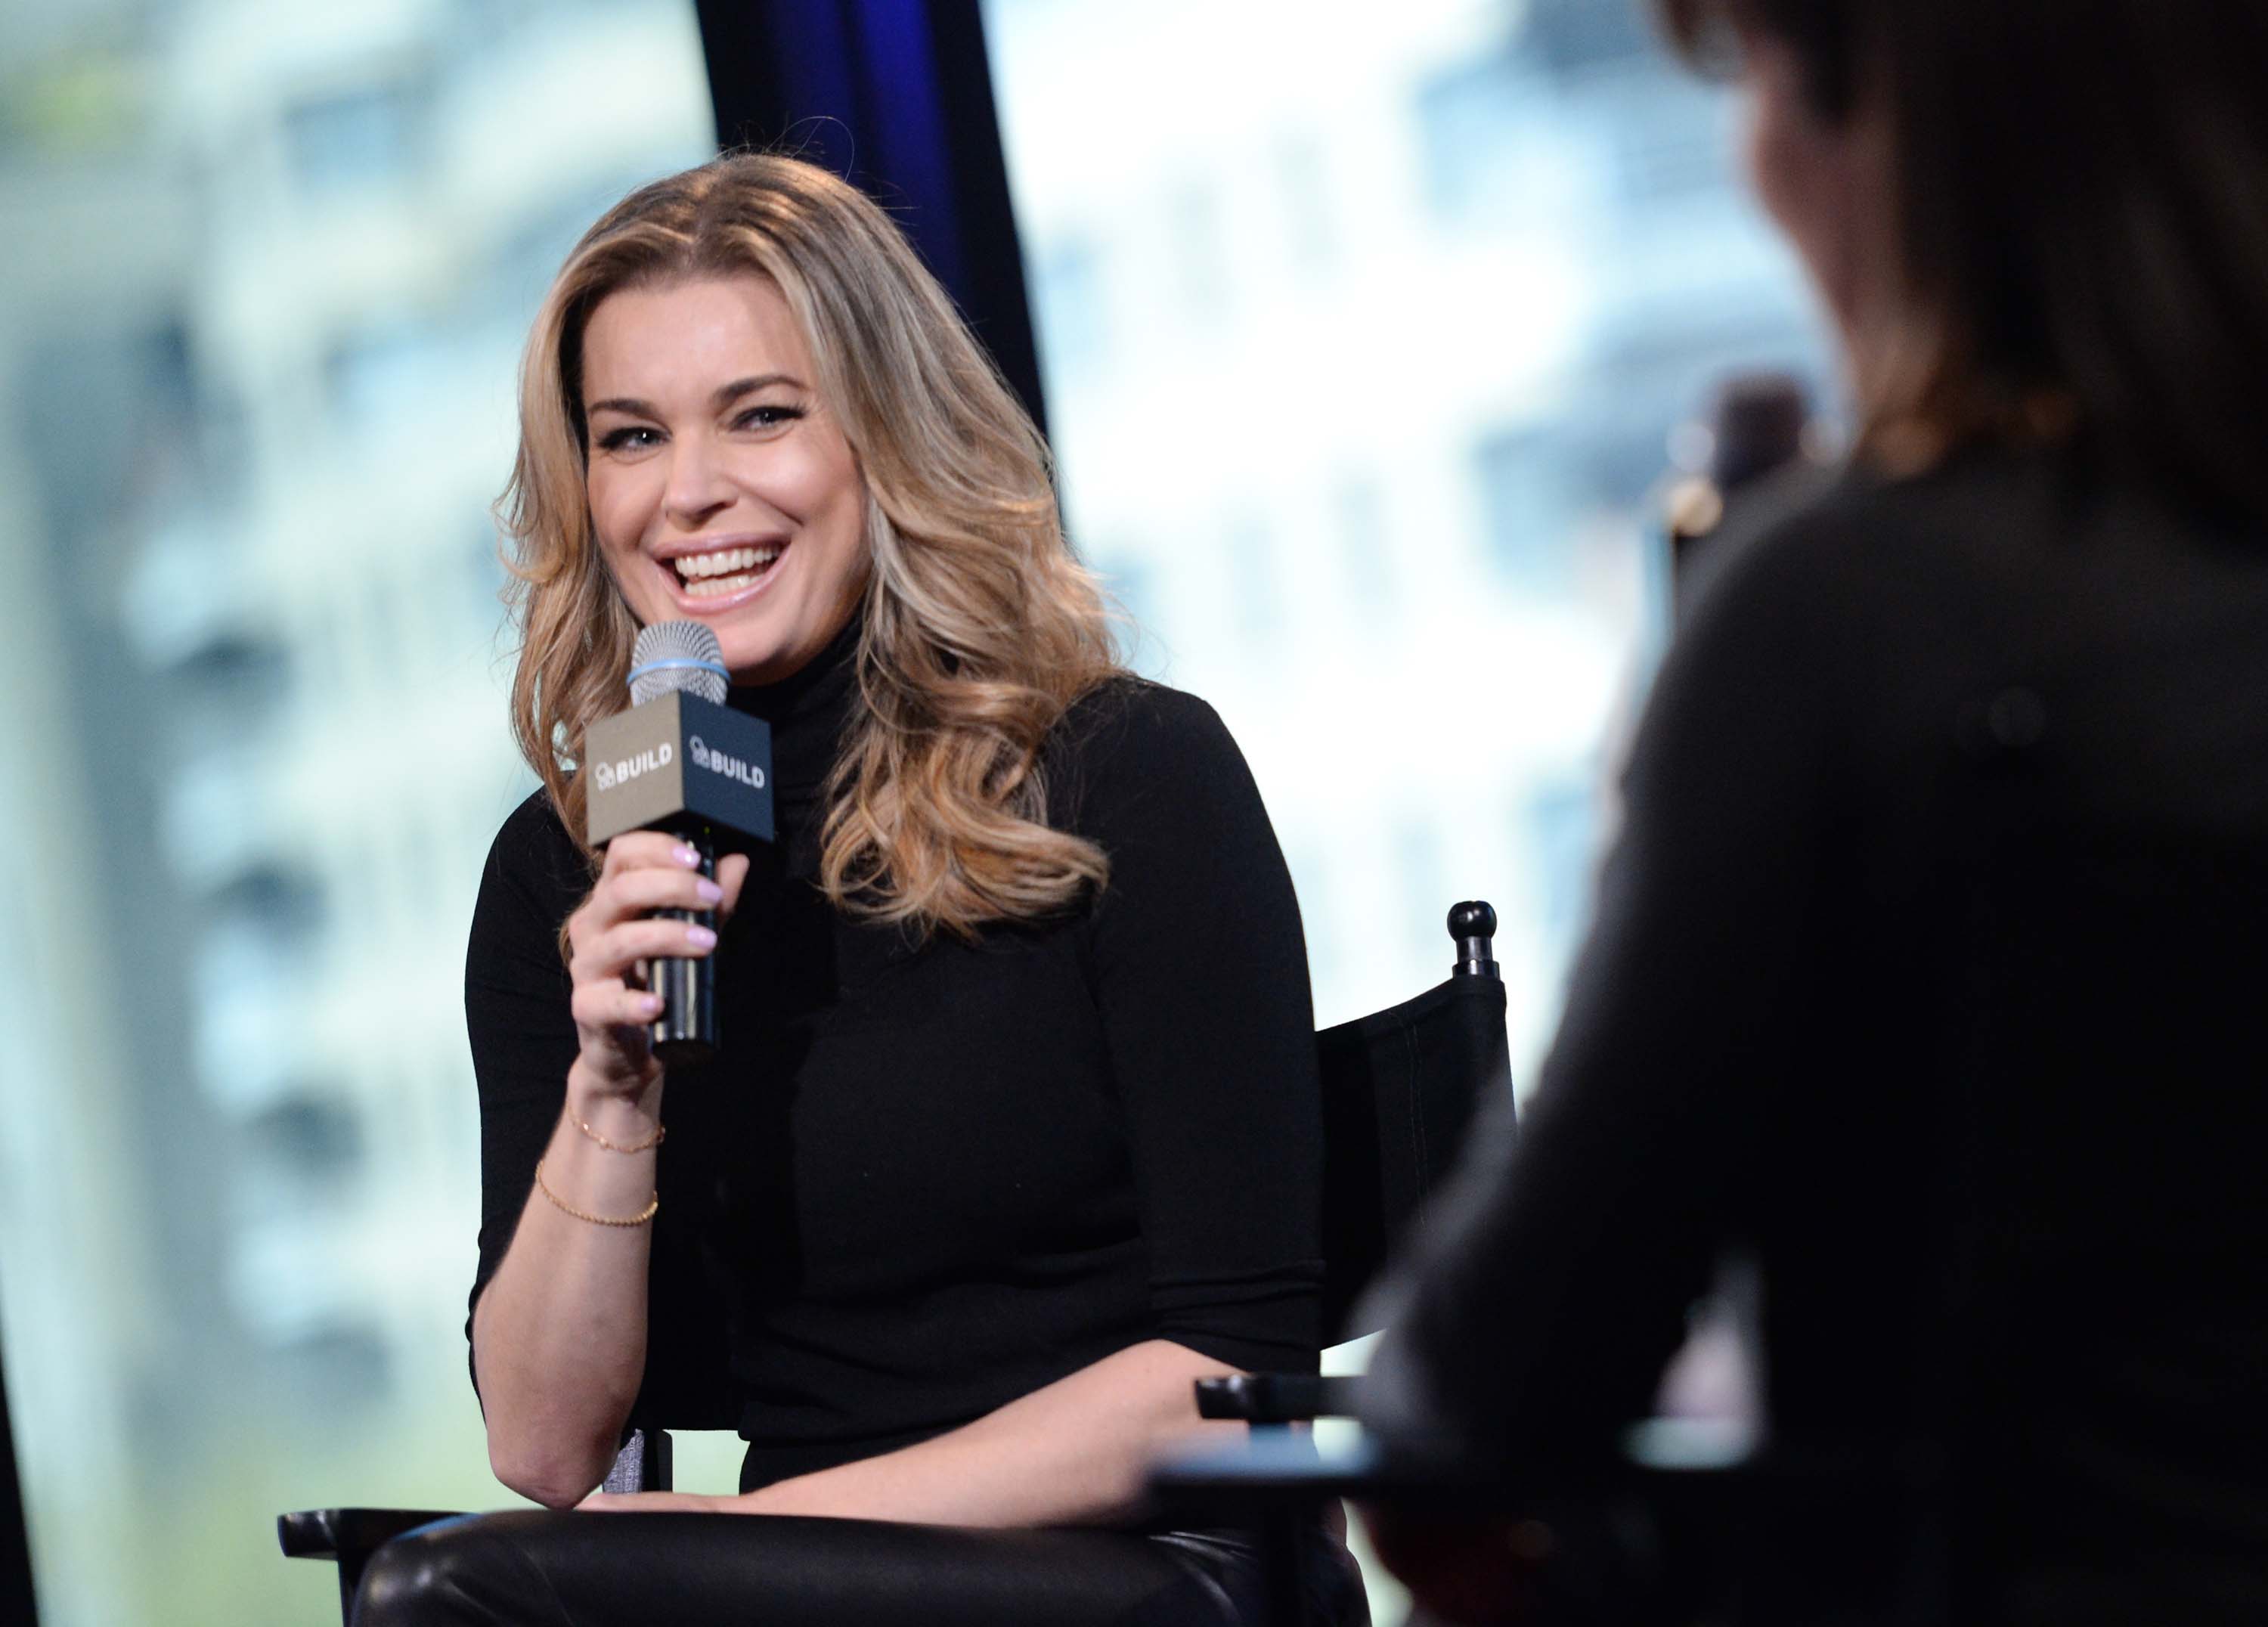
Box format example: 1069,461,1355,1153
736,404,804,430
598,426,661,451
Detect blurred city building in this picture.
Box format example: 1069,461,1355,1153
983,0,1827,1057
0,2,712,1621
978,10,1831,1594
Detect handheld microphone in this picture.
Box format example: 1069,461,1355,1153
584,621,775,1066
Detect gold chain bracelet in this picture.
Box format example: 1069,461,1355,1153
534,1158,658,1227
570,1111,665,1154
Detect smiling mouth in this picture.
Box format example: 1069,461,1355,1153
670,544,784,598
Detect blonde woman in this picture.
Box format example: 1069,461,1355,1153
352,154,1365,1625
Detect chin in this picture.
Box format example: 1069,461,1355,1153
716,624,813,686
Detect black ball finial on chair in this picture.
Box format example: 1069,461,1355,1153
1448,901,1500,981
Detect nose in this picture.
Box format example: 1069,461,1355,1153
662,434,734,528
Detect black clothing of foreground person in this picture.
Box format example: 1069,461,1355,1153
1364,2,2268,1621
1367,446,2268,1617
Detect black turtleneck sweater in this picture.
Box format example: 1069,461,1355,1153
465,629,1324,1489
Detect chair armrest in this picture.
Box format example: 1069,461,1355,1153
1153,1433,1758,1625
1194,1374,1365,1423
280,1506,464,1625
1158,1419,1756,1501
1154,1430,1498,1510
277,1506,462,1561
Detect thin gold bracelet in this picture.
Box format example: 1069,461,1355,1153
534,1158,658,1227
570,1110,665,1154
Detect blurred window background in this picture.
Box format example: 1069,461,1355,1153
0,2,714,1621
981,0,1826,1065
0,0,1826,1621
978,3,1831,1598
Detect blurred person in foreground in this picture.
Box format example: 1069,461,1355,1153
1362,1,2268,1621
354,153,1363,1626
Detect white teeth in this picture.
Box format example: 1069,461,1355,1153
683,571,764,597
672,544,781,580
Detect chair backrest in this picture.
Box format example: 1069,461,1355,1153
1315,901,1514,1343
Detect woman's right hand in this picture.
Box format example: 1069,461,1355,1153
563,833,751,1099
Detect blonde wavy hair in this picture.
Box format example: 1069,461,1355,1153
500,153,1123,939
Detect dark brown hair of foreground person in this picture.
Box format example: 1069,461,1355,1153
1656,0,2268,528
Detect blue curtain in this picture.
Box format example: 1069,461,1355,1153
694,0,1049,435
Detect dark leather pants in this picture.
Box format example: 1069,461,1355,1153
352,1508,1369,1626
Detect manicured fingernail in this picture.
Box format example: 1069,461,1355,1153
695,879,723,904
640,993,665,1014
675,844,702,866
685,925,717,948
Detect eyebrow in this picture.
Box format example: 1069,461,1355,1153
586,373,807,419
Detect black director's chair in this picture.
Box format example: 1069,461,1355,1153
1176,902,1518,1624
279,903,1515,1622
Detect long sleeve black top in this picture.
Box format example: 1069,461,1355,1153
1366,446,2268,1613
466,632,1324,1490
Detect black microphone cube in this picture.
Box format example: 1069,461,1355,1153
584,692,775,850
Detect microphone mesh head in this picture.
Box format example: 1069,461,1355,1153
629,621,729,705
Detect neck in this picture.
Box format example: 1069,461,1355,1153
728,611,861,820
